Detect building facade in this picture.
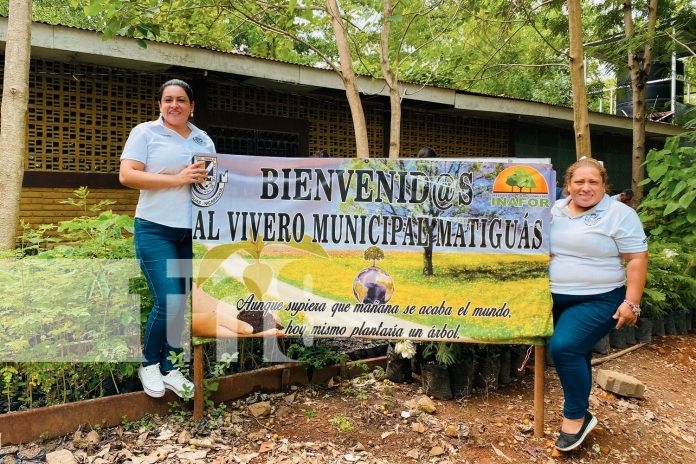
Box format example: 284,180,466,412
0,20,683,229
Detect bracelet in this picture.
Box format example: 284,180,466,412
623,299,641,317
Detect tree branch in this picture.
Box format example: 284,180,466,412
397,1,462,70
666,30,696,57
518,0,565,57
219,2,339,74
470,22,527,85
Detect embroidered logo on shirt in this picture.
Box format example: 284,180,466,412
192,136,206,145
191,155,227,207
584,213,600,226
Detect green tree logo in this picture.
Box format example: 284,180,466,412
505,169,537,193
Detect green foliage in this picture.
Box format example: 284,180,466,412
286,342,346,369
584,1,694,68
304,408,317,418
121,414,157,432
328,415,354,432
343,385,369,401
638,135,696,246
69,0,579,105
505,169,536,193
0,189,147,412
0,0,95,28
13,0,691,109
638,126,696,318
422,342,456,366
351,359,370,373
640,243,696,318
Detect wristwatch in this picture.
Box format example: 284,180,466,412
623,299,641,317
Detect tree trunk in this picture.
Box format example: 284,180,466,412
326,0,370,158
380,0,401,159
567,0,591,159
422,223,435,276
0,0,32,250
630,71,648,203
624,0,658,204
422,243,434,276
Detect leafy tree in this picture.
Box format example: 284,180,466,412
25,0,94,28
585,0,695,202
505,172,519,192
73,0,582,157
505,169,535,193
363,245,384,266
517,172,536,193
346,159,479,276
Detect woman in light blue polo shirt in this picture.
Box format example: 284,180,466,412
120,79,214,399
548,158,648,452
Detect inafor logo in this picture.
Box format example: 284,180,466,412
491,166,550,208
192,155,228,207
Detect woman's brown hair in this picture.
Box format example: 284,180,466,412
563,157,611,194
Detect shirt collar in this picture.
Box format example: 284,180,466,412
155,116,202,138
555,193,611,218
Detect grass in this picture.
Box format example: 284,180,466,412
191,246,553,342
272,250,552,341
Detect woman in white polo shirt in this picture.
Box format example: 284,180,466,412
119,79,214,399
548,157,648,452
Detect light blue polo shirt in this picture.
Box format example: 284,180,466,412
549,194,647,295
121,118,216,229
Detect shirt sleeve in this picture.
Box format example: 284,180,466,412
205,134,216,154
121,125,149,163
614,208,648,253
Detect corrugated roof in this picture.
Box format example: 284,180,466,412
24,18,579,110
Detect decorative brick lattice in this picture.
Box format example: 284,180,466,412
3,57,511,175
400,110,509,158
18,59,161,173
206,80,385,158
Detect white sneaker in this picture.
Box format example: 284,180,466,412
162,369,194,398
138,364,165,398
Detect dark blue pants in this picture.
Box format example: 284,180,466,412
549,287,625,419
134,218,191,373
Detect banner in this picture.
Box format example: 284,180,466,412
192,155,554,344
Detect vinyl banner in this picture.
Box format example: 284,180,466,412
192,155,554,344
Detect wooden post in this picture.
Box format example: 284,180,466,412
193,344,204,420
534,344,545,438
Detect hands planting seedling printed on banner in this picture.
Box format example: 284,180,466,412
192,230,329,338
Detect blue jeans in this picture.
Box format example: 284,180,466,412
134,218,191,373
548,286,625,419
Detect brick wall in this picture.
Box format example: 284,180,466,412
18,187,138,230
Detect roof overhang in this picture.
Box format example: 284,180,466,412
0,19,685,140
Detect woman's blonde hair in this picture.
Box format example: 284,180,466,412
563,157,610,193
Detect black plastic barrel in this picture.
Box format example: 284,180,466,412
615,61,684,117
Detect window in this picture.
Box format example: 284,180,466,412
207,126,302,157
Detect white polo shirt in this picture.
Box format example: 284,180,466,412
121,118,216,229
549,194,647,295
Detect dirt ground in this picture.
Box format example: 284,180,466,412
5,334,696,464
